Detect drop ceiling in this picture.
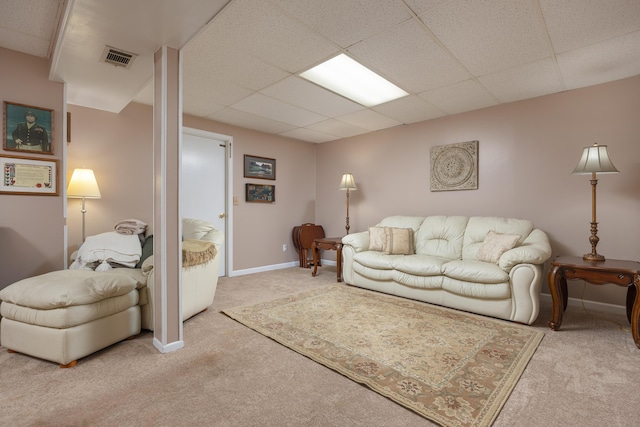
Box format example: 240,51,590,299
2,0,640,143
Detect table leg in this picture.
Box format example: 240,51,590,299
312,242,319,277
548,264,566,331
631,280,640,349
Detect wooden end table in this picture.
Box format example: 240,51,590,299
548,255,640,349
311,237,343,282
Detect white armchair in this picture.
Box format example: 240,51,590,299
139,218,224,331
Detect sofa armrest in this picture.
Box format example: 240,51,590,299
342,231,369,253
498,229,552,270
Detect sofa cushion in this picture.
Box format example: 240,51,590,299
368,226,387,252
377,215,425,231
0,270,138,309
442,260,510,284
476,231,521,264
183,217,215,240
0,290,139,328
415,216,468,259
392,254,448,276
462,217,533,260
354,251,403,270
441,277,511,299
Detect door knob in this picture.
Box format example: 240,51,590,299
219,213,226,219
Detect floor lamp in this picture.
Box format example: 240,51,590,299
338,173,357,234
67,168,101,243
571,143,619,261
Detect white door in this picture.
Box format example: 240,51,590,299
182,128,229,276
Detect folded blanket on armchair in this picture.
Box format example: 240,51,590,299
114,219,148,235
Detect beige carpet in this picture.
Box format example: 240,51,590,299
1,267,639,426
224,284,543,427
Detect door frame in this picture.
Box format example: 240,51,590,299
183,127,233,277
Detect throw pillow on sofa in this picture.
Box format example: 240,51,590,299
369,227,388,252
476,230,520,264
368,226,415,255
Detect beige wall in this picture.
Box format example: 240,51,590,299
315,75,640,305
65,105,318,272
0,48,65,290
3,45,639,308
66,103,154,252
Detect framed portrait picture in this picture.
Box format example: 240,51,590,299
0,154,59,195
244,154,275,180
246,183,275,203
3,101,54,155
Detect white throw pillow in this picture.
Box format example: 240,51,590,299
476,230,520,264
369,226,387,252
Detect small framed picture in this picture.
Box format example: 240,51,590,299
244,154,276,180
246,183,275,203
3,101,54,155
0,154,59,195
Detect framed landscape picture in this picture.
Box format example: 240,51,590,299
3,101,54,155
246,183,275,203
244,154,275,180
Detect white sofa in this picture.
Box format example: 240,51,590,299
0,218,223,367
341,215,552,324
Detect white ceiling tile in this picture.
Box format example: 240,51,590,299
183,77,253,110
279,127,337,143
183,38,289,92
307,119,370,138
260,76,365,117
0,0,62,40
403,0,451,16
207,107,297,134
477,57,565,104
557,31,640,90
540,0,640,53
337,109,403,131
212,0,338,72
373,95,446,123
420,79,498,115
420,0,552,76
232,93,327,127
348,19,471,93
271,0,412,48
0,27,51,58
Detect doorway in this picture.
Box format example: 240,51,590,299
182,127,232,276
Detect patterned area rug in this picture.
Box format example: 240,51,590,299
223,285,543,427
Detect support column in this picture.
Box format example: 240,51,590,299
152,45,183,353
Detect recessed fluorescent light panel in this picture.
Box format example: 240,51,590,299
300,54,408,107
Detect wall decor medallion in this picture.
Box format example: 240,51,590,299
430,140,478,191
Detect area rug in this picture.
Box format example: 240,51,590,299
223,285,544,427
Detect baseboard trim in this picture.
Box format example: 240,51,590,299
539,293,626,316
229,259,337,277
153,338,184,354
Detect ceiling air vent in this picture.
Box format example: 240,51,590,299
100,46,137,69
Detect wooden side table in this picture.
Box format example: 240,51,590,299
548,255,640,349
311,237,343,282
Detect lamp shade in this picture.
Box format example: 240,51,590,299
338,173,357,191
571,143,619,175
67,168,101,198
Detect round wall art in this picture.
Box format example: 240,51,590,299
430,140,478,191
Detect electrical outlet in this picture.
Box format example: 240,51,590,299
282,244,287,252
